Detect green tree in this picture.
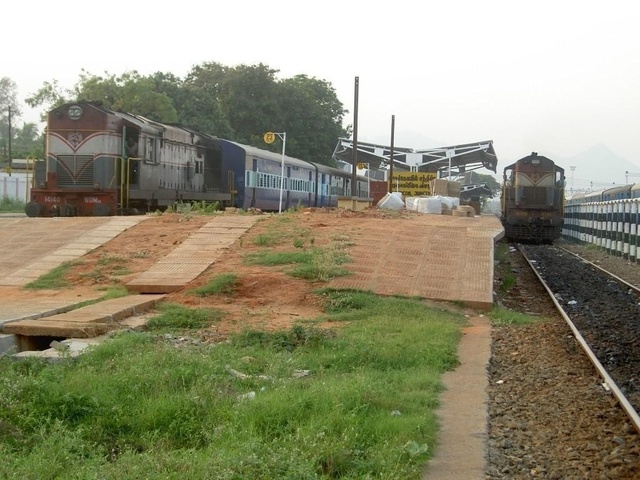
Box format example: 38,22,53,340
180,64,233,138
0,78,21,162
24,79,72,121
217,63,282,145
1,77,42,162
11,123,44,160
0,77,22,118
76,71,178,123
24,63,351,164
476,173,501,194
277,75,349,164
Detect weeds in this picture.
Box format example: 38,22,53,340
0,292,464,479
0,196,25,212
191,273,240,297
489,307,542,325
145,303,223,331
167,200,222,218
245,248,350,282
24,260,81,289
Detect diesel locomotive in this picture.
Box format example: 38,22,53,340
500,152,565,242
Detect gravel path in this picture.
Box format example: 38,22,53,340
488,239,640,479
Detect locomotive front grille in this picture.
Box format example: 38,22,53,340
57,155,94,187
520,186,550,206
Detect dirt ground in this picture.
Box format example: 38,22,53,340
50,209,412,338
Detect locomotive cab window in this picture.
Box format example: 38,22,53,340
144,138,161,164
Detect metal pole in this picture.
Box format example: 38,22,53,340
352,77,359,209
389,115,395,193
278,132,286,213
8,107,12,169
367,163,370,203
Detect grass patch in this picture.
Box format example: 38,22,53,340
500,272,517,291
24,260,81,289
252,232,280,246
0,291,466,479
494,241,511,264
145,303,224,331
489,306,542,325
250,217,310,247
167,200,223,217
95,285,130,300
245,248,350,282
0,196,25,213
191,273,240,297
495,242,517,292
245,250,312,266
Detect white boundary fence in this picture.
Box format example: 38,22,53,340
563,199,640,261
0,173,31,203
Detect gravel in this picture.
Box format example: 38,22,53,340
487,239,640,479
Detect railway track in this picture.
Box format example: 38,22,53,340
517,243,640,434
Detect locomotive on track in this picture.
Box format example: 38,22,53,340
500,152,565,243
26,102,369,217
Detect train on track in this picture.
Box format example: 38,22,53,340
565,184,640,205
563,182,640,258
25,101,369,217
500,152,566,243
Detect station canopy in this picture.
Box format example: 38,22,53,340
332,138,498,177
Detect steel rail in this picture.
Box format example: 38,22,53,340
517,243,640,435
558,246,640,294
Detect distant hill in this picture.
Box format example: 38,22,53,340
554,145,640,193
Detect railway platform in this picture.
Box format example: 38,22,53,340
0,211,505,479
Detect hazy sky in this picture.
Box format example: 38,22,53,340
5,0,639,171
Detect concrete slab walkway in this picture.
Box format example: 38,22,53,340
2,294,166,338
127,215,260,293
0,216,149,286
422,315,491,479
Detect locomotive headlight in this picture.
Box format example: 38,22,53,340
531,158,540,165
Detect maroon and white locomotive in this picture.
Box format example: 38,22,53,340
500,152,565,242
26,102,232,217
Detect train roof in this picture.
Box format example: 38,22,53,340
50,102,223,144
217,139,314,168
503,152,564,173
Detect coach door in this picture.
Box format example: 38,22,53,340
203,147,223,192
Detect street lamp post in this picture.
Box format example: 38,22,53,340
356,162,370,204
264,132,287,213
366,163,370,203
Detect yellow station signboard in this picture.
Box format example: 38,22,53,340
390,172,436,196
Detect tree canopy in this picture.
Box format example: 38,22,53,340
0,77,43,162
23,63,351,165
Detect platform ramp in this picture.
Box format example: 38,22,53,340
127,216,261,293
327,214,504,310
0,216,149,286
1,294,165,338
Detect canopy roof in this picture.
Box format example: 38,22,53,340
332,138,498,177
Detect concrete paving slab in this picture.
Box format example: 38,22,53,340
127,216,260,293
422,315,491,479
0,288,104,325
327,214,504,310
0,216,150,286
2,294,166,337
